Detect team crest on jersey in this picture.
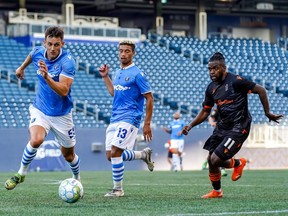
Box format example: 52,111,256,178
125,77,130,81
30,118,36,123
54,64,59,71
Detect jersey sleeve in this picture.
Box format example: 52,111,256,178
61,54,76,79
135,71,151,94
29,46,41,58
233,75,256,93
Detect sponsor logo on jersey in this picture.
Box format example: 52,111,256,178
37,69,58,78
114,85,131,91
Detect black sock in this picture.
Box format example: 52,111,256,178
234,159,240,167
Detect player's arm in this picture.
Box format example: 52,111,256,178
182,107,211,135
163,127,172,134
143,92,154,142
38,60,72,97
252,84,283,123
99,64,114,96
16,54,32,80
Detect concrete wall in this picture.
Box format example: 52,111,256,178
0,128,212,172
1,127,287,173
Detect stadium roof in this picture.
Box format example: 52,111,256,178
0,0,287,17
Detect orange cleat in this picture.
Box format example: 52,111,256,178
201,189,223,198
232,158,247,181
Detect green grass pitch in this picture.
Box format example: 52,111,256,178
0,170,287,216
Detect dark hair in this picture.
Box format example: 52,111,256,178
118,40,135,51
44,26,64,40
209,52,225,64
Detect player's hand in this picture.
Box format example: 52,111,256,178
99,64,109,78
182,125,191,135
38,60,49,79
15,67,25,80
265,112,284,124
143,124,152,143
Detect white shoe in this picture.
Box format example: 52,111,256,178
143,147,154,172
104,189,124,197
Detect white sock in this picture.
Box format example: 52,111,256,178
172,154,180,171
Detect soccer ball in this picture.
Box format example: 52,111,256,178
58,178,84,203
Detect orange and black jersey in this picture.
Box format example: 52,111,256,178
203,73,256,130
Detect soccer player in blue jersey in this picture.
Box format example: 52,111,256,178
99,40,154,197
5,26,80,190
163,112,186,171
182,52,283,198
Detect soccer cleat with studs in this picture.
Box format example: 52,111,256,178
201,189,223,198
232,158,247,181
104,189,125,197
4,173,25,190
142,147,154,172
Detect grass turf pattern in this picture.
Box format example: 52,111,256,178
1,170,287,216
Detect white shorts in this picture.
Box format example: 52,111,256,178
170,139,185,153
105,122,139,151
29,105,76,148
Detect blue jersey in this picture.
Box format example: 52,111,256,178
110,63,151,128
30,46,75,116
168,119,186,140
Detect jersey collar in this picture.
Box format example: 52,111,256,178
121,63,135,70
44,48,63,62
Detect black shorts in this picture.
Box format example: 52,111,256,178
167,151,173,158
203,126,250,161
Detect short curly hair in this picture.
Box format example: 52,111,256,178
209,52,225,64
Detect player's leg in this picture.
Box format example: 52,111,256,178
215,131,249,181
105,145,125,197
201,153,223,198
170,140,180,171
61,146,80,180
104,123,125,197
53,113,80,180
178,140,184,171
120,123,154,171
122,148,154,171
5,106,48,190
167,151,173,171
203,135,246,198
201,135,224,198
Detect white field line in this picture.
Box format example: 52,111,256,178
127,183,266,187
167,209,288,216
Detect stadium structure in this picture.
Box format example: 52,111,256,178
0,0,288,172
